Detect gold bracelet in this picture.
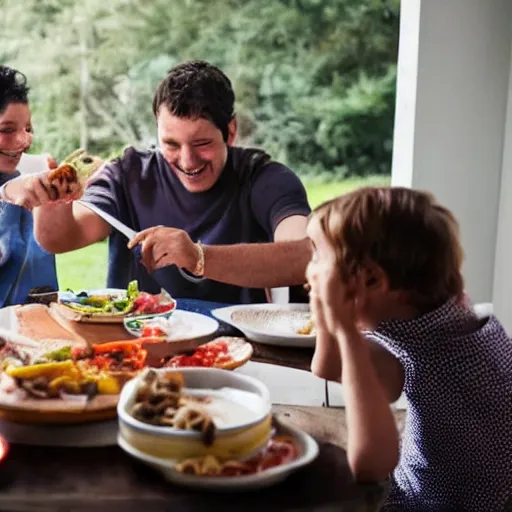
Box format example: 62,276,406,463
193,240,205,277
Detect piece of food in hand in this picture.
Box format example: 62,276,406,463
47,148,104,187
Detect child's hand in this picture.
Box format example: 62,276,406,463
307,260,361,338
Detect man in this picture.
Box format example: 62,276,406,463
2,61,312,304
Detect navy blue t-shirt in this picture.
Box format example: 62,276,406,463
81,146,311,304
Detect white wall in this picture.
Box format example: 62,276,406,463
393,0,512,304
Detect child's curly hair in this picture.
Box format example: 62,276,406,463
312,187,465,312
0,65,29,114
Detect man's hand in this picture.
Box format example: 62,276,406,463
3,156,81,210
127,226,199,274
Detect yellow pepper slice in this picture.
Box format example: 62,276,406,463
48,375,81,394
96,374,121,394
6,361,79,380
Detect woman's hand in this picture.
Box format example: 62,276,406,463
127,226,200,274
2,156,81,210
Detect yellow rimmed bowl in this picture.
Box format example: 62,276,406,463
117,367,272,462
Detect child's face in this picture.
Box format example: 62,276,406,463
306,217,396,330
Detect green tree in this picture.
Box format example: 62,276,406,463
1,0,399,178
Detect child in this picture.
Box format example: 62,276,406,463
0,66,62,306
306,186,512,512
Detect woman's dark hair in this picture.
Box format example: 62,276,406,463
0,65,30,114
152,60,235,141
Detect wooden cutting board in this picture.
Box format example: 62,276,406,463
13,304,132,346
12,304,212,362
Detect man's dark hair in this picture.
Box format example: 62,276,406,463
0,65,30,114
152,60,235,141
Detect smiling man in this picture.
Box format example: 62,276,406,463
6,61,312,304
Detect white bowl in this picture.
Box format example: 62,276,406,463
117,367,272,461
123,310,219,340
117,419,319,491
212,304,316,348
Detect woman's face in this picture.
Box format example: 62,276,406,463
0,102,32,173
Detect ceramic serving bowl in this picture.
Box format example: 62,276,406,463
117,368,272,462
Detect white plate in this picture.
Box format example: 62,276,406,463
59,288,177,323
0,306,15,331
58,288,127,302
117,420,318,491
212,304,316,348
123,310,219,341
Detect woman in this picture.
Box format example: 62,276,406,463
0,65,66,306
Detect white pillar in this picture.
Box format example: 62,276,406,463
392,0,512,304
493,37,512,332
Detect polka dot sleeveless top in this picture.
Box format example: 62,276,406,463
365,299,512,511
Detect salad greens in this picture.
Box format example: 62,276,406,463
62,281,140,315
60,281,175,317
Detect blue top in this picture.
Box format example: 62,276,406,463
81,146,311,304
0,171,58,307
366,299,512,511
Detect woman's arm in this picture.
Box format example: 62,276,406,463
335,325,400,483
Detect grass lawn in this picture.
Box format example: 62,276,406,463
56,175,391,290
304,175,390,209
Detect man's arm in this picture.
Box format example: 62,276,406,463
202,237,311,288
273,214,308,242
33,202,111,253
129,224,312,289
2,158,115,254
130,211,311,289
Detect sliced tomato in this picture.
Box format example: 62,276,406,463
259,438,298,470
71,346,88,360
165,340,233,369
141,326,166,337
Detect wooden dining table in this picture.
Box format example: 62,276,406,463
0,298,389,511
0,405,388,512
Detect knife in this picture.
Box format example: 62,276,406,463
77,200,137,240
77,200,202,285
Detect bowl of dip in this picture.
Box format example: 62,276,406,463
117,367,272,462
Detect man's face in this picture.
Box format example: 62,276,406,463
157,107,236,193
0,102,33,174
